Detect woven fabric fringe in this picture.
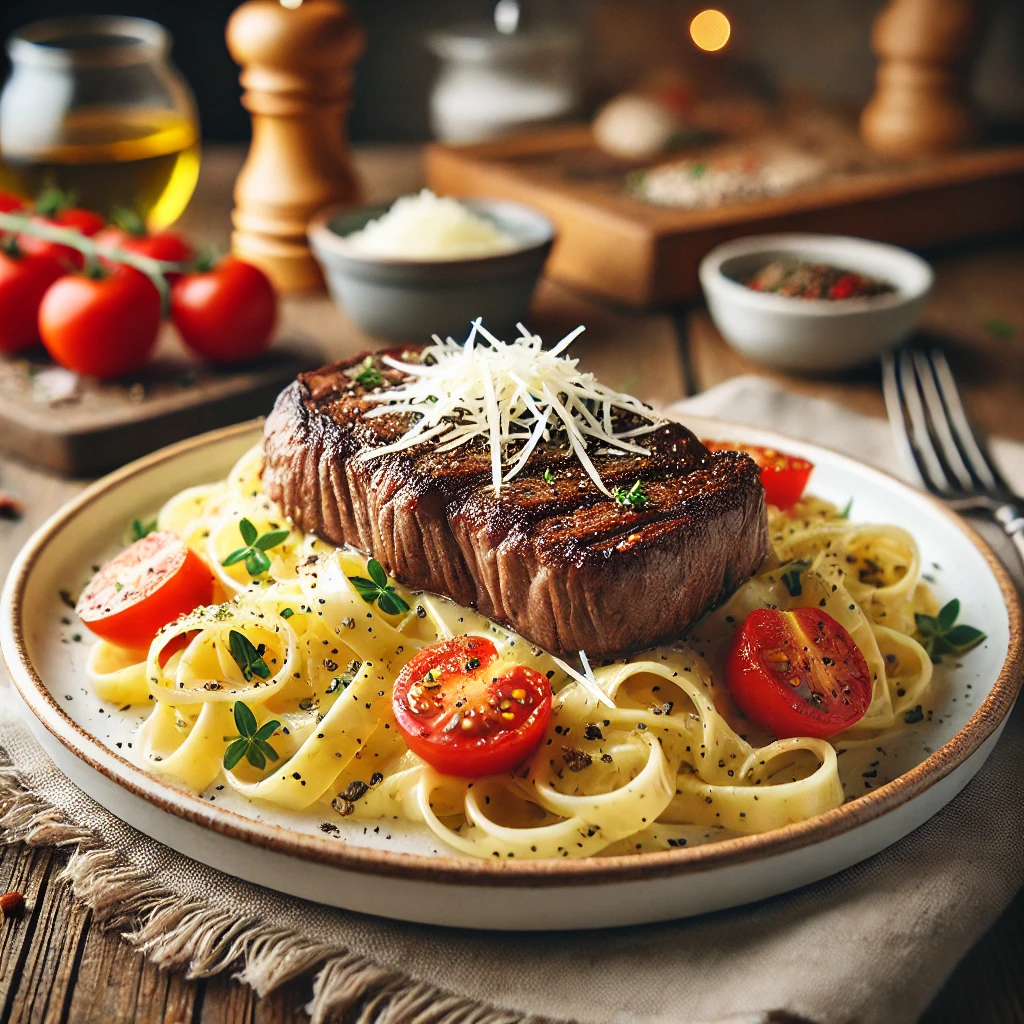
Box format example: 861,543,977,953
0,763,531,1024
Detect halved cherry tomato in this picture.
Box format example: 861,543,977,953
704,442,813,510
0,248,65,354
38,265,161,379
392,636,552,777
76,532,214,651
171,256,277,364
725,607,872,739
20,207,105,270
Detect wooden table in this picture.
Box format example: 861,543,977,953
0,145,1021,1024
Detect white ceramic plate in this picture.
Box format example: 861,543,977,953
2,419,1021,930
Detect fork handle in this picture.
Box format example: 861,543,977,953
994,503,1024,571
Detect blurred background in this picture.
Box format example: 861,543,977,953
1,0,1022,143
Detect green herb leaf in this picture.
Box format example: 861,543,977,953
347,560,411,615
239,517,258,546
377,589,410,616
937,599,960,631
612,480,648,511
779,560,810,598
368,558,388,589
355,356,384,388
838,497,853,519
280,607,294,619
233,699,258,737
255,739,279,763
544,468,554,484
221,548,250,567
223,737,249,771
253,719,281,743
915,599,985,662
245,744,267,771
222,519,289,576
255,528,290,551
348,576,380,599
131,517,158,541
228,632,270,682
943,624,986,652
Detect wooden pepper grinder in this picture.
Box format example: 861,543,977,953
226,0,365,292
860,0,984,160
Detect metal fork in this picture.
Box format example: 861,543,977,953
882,345,1024,568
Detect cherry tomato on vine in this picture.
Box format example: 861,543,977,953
725,607,872,740
19,205,105,270
95,224,193,270
704,442,813,510
392,636,552,777
0,248,66,354
38,266,161,379
170,256,277,364
76,532,215,651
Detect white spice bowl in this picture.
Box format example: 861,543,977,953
698,234,934,373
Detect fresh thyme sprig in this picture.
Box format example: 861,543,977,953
228,629,271,682
915,599,986,663
347,558,411,616
612,479,648,510
221,518,290,576
223,701,280,771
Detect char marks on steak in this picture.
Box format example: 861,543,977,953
262,348,768,658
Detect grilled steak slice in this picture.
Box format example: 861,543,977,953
263,349,768,659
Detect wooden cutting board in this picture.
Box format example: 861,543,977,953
0,333,320,477
426,124,1024,309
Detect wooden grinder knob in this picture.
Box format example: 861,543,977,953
860,0,983,160
227,0,365,291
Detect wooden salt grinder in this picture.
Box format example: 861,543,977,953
226,0,365,292
860,0,983,160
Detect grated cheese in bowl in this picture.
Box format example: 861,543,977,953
344,190,518,260
358,320,659,495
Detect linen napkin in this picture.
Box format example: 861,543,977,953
1,376,1022,1024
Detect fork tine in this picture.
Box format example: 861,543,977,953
882,348,947,493
911,349,975,492
928,348,1011,495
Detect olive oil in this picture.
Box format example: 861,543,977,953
0,107,200,229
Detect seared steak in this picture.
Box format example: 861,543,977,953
262,349,768,659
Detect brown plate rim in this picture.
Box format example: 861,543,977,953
2,418,1021,888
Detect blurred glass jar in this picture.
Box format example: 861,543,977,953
0,16,200,228
428,25,582,143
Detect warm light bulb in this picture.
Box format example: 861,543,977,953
280,0,303,9
689,9,731,52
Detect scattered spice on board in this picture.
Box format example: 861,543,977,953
745,260,895,301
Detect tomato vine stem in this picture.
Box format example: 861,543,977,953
0,211,183,314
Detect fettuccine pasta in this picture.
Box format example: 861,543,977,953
85,446,937,859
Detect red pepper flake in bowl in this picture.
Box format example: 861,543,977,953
746,260,895,301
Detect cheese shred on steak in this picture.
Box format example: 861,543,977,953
262,347,768,659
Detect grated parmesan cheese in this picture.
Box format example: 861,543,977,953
358,320,659,496
344,190,517,260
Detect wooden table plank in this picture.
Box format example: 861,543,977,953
64,924,198,1024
